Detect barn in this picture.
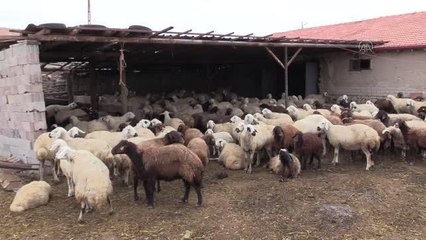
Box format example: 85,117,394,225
0,23,381,164
274,11,426,98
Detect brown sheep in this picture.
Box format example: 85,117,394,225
177,124,204,145
292,132,322,170
397,120,426,164
112,141,204,207
273,125,301,153
259,103,288,113
374,98,397,113
187,134,215,167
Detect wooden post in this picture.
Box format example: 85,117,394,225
89,64,98,109
284,47,289,107
67,70,74,103
119,48,128,114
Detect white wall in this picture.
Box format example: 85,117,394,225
318,50,426,97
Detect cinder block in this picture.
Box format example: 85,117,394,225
0,86,18,95
7,121,17,129
0,96,7,105
33,120,47,131
0,77,15,87
17,84,43,94
22,64,41,76
7,92,44,104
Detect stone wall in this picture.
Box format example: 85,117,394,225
0,41,45,164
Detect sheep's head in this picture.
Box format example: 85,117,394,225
244,114,256,124
150,118,162,126
49,139,68,154
286,105,297,116
261,108,272,117
302,104,312,111
397,92,404,98
230,115,241,123
177,124,188,133
374,110,388,123
323,92,328,97
122,126,138,139
382,127,395,140
316,119,330,132
67,127,85,138
349,101,358,110
266,93,272,99
234,123,245,133
279,149,293,164
366,100,374,105
69,116,79,125
49,127,67,139
161,110,170,116
206,120,215,130
342,95,348,101
292,132,304,149
68,102,78,109
193,104,203,111
112,140,133,155
273,126,284,143
215,138,226,151
55,145,75,161
330,104,341,114
245,124,257,136
203,134,215,146
137,119,151,128
205,129,214,135
125,112,136,120
406,99,415,107
243,98,249,104
253,113,263,120
164,131,185,145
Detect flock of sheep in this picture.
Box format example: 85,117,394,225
8,89,426,224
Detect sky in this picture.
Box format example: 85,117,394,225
1,0,426,35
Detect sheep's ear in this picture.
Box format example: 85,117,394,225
78,129,85,134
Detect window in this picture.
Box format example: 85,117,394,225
349,59,371,71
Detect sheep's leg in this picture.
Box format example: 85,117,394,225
133,175,140,201
52,160,60,182
321,136,327,156
182,180,191,203
401,149,406,160
78,202,85,224
124,169,130,187
156,180,161,192
247,152,255,174
255,152,261,167
332,147,339,165
146,180,156,208
194,183,203,207
39,160,45,181
244,152,250,172
316,154,322,169
107,196,114,215
362,147,373,170
67,177,74,197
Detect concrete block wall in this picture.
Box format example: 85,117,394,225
0,41,45,164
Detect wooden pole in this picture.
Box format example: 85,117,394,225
89,64,98,109
67,70,74,103
265,47,286,70
119,47,128,114
284,47,289,108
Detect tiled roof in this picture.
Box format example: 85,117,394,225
274,12,426,50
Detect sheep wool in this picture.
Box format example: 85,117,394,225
10,181,51,213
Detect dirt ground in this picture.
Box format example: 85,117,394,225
0,151,425,240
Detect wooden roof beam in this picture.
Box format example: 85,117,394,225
149,26,174,38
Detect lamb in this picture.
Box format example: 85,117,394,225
112,140,204,207
286,105,310,120
161,111,184,129
177,124,204,145
382,126,409,160
34,132,59,182
102,112,136,131
302,104,331,116
55,146,113,223
68,116,109,133
48,127,115,172
205,129,235,144
46,102,78,119
316,119,380,170
187,135,215,167
387,95,412,113
396,120,426,163
9,181,51,213
216,139,246,170
375,110,420,127
272,125,301,153
350,101,378,115
237,124,275,173
292,132,322,169
253,113,294,126
278,149,301,180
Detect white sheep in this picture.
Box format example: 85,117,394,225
205,129,235,156
67,127,86,138
262,108,293,122
69,116,109,133
102,112,136,131
46,102,77,119
50,139,75,197
286,105,310,120
237,124,275,173
85,125,138,147
253,113,293,126
10,181,51,212
316,119,380,170
150,118,163,126
387,95,412,113
330,104,343,115
230,115,243,123
161,110,184,129
206,120,234,133
216,138,246,170
55,146,113,223
406,99,426,116
136,119,152,128
49,127,115,172
350,101,378,115
34,132,59,182
54,108,89,125
302,104,331,116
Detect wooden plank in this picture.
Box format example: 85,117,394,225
149,26,174,38
284,47,289,108
265,47,285,70
287,48,303,66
